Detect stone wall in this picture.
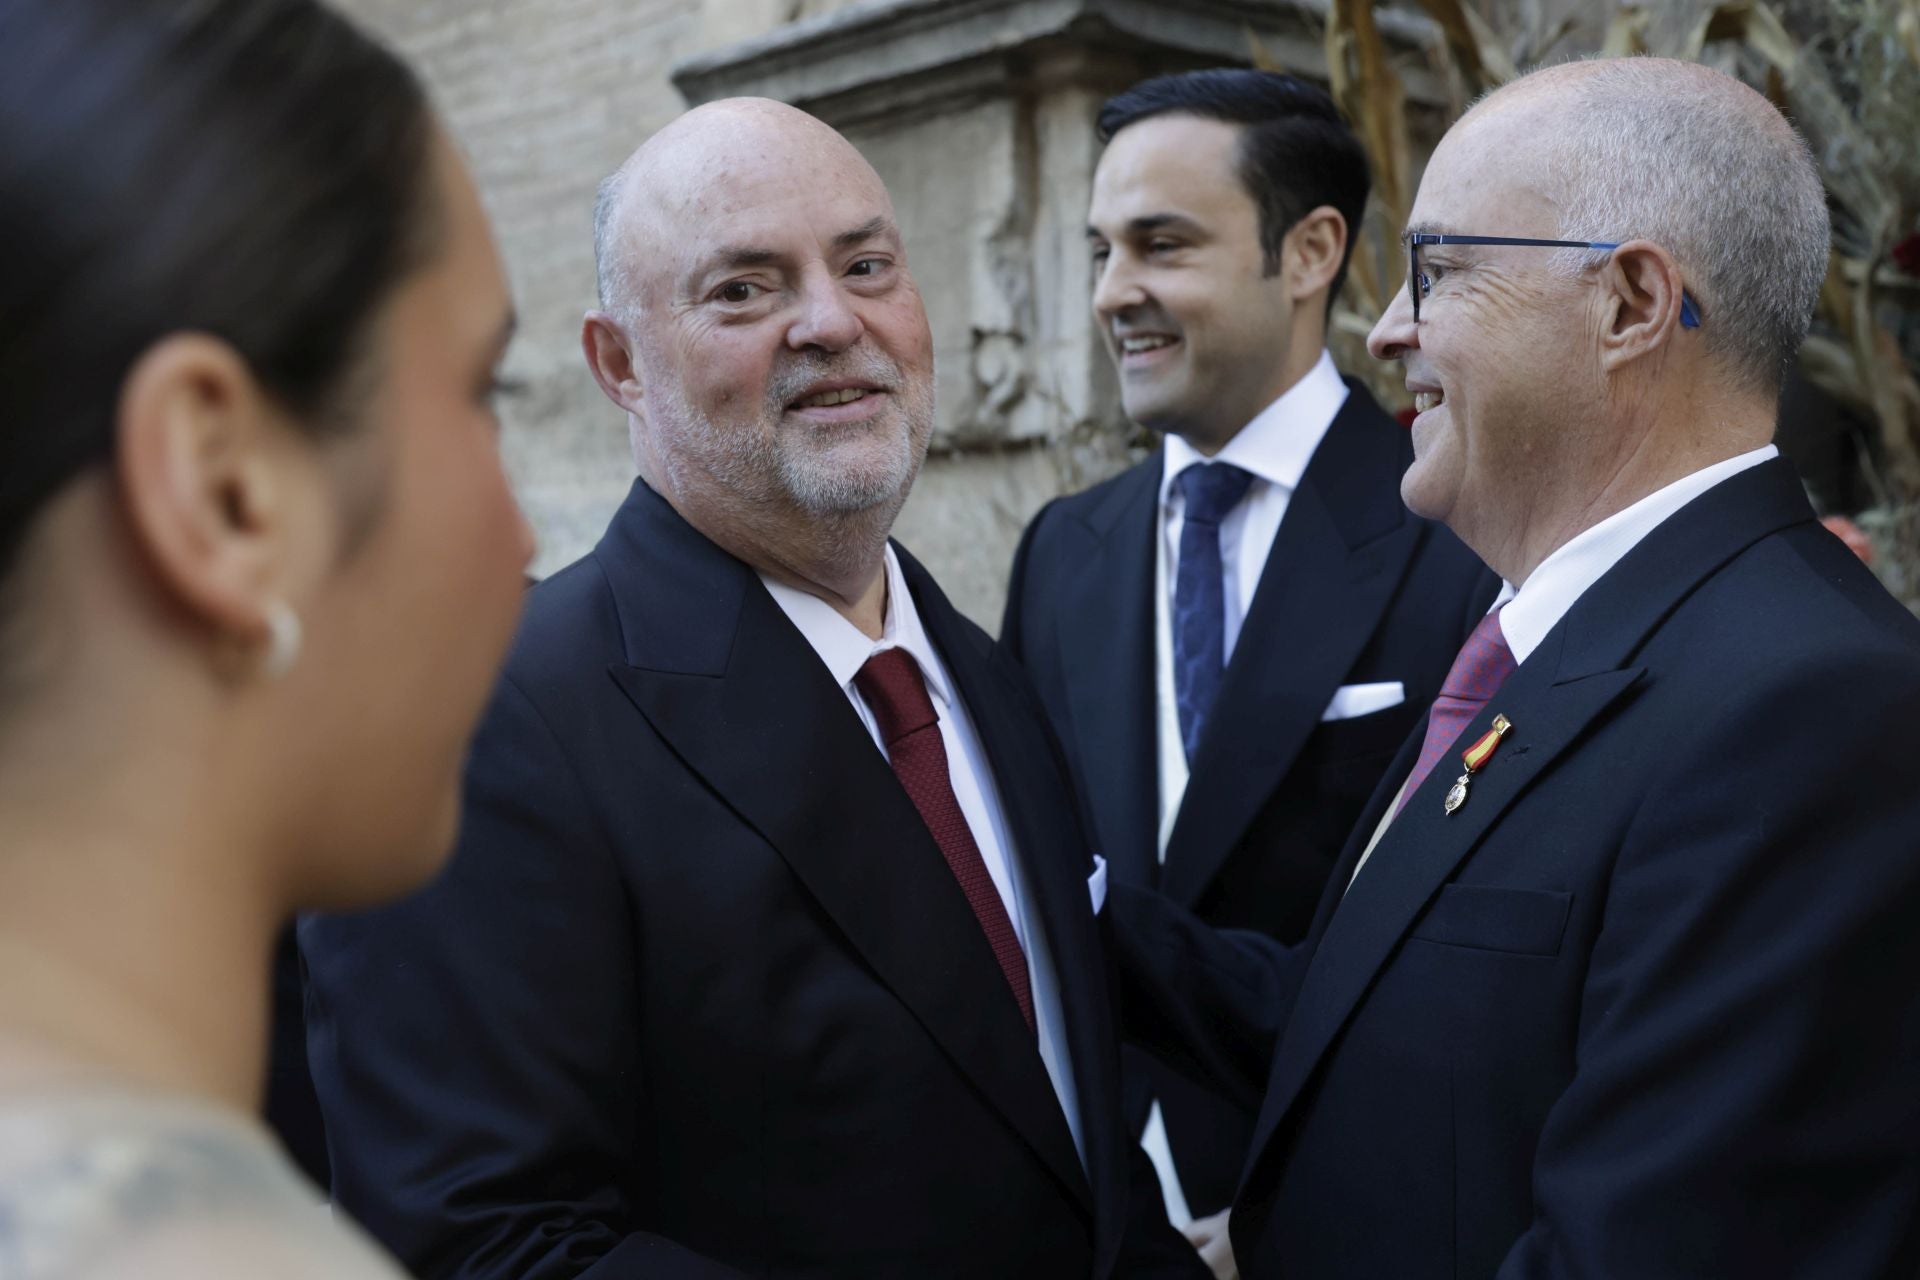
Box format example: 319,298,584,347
333,0,1441,625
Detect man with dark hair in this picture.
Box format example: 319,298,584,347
1001,67,1495,1262
1097,69,1368,303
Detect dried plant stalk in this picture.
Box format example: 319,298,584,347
1291,0,1920,603
1415,0,1518,85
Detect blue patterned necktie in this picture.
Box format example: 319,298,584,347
1172,462,1255,761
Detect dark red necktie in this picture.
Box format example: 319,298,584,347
1391,608,1517,820
854,648,1035,1030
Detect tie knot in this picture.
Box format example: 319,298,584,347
853,647,937,747
1176,462,1254,527
1440,608,1517,701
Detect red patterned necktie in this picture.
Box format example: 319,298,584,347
1391,608,1517,820
854,648,1035,1030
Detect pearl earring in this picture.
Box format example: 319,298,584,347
262,600,303,679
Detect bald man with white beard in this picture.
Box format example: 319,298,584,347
300,100,1206,1280
1110,58,1920,1278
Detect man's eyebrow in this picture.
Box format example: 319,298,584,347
833,216,896,250
697,218,897,276
705,245,783,272
1401,221,1455,245
1085,212,1205,240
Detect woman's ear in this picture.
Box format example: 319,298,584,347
114,334,323,659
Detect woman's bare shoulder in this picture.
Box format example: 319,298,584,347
0,1090,405,1280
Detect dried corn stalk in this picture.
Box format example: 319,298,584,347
1283,0,1920,604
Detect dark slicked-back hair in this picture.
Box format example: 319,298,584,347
1097,69,1369,304
0,0,439,599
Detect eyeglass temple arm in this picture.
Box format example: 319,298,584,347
1410,236,1699,327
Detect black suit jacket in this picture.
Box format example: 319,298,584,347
1001,380,1496,1210
300,479,1204,1280
1117,458,1920,1277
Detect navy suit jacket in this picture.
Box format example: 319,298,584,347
300,479,1204,1280
1001,380,1496,1210
1116,458,1920,1277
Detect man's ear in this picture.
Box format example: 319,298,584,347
582,312,643,414
1598,239,1687,372
1283,205,1348,304
114,334,310,648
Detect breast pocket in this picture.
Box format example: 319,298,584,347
1409,884,1572,957
1311,696,1419,768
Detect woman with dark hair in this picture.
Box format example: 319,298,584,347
0,1,532,1273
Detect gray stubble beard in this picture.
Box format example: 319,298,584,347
646,346,937,574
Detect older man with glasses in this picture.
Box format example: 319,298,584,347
1111,56,1920,1279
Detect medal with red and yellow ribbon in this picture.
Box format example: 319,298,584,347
1443,713,1511,816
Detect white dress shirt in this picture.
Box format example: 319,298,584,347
1143,350,1348,1225
1151,348,1349,856
758,546,1086,1168
1491,444,1780,663
1345,443,1780,888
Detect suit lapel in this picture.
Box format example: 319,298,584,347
1240,649,1644,1178
1053,459,1162,888
597,483,1090,1213
1314,706,1428,936
903,550,1112,1218
1162,390,1424,904
1240,456,1819,1186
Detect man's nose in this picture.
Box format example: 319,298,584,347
1367,282,1418,363
787,266,864,352
1091,253,1146,321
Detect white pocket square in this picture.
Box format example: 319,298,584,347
1087,855,1108,915
1321,680,1406,722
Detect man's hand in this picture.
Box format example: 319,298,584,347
1182,1208,1238,1280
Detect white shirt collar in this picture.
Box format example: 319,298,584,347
1493,445,1779,664
1159,348,1349,508
757,545,954,709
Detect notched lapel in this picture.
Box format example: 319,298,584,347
1053,463,1161,890
1162,475,1421,906
1242,650,1644,1180
609,584,1090,1212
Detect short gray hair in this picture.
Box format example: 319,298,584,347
592,164,633,322
1522,58,1828,392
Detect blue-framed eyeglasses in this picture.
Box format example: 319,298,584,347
1407,233,1702,329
